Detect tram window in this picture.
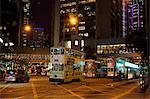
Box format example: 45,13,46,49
59,64,63,71
52,64,58,71
107,68,110,72
81,55,84,59
65,50,69,56
61,49,64,54
71,50,74,56
54,48,60,55
111,68,114,72
51,49,53,55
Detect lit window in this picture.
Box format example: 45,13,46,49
23,44,27,46
0,26,2,30
84,33,89,37
78,13,83,17
24,40,27,42
60,10,65,14
79,22,85,24
71,8,76,12
66,9,70,13
23,33,27,36
74,40,78,46
81,40,84,47
60,0,65,2
84,6,91,10
66,41,71,48
78,26,85,30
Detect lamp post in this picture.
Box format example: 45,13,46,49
24,25,31,32
62,15,78,47
18,24,31,47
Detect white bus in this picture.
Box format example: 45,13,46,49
49,47,85,83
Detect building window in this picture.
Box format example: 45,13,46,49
60,0,65,2
78,26,85,30
60,10,65,14
79,21,85,24
71,8,76,12
23,44,27,46
66,9,70,13
78,13,83,17
74,40,78,46
23,33,27,36
84,33,89,37
84,6,91,10
81,40,84,47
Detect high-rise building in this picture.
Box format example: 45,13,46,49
59,0,96,50
0,0,19,47
30,0,54,48
30,28,45,48
16,0,30,47
122,0,144,37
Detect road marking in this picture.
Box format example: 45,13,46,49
31,80,38,99
57,85,85,99
83,85,102,93
110,86,138,99
0,84,10,92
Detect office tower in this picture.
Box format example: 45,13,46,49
20,0,30,47
0,0,19,47
59,0,96,50
78,0,96,49
16,0,30,47
30,28,45,48
122,0,144,37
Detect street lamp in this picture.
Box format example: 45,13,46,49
24,25,31,32
62,15,78,47
70,17,78,25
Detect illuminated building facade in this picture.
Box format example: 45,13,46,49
17,0,30,47
0,0,19,47
59,0,96,50
122,0,144,37
96,0,144,62
30,28,45,48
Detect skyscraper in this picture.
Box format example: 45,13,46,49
30,28,45,48
30,0,54,48
59,0,96,50
0,0,19,47
122,0,144,37
19,0,30,47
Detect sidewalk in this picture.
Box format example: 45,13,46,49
107,79,138,87
113,79,150,99
144,88,150,98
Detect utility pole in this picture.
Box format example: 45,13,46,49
144,0,150,89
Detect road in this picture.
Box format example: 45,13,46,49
0,76,144,99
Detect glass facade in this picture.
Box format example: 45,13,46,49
122,0,144,37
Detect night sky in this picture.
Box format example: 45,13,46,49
30,0,54,35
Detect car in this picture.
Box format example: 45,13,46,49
16,69,30,83
4,69,30,83
5,70,17,82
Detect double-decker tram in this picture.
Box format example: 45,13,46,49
49,47,85,83
84,59,97,77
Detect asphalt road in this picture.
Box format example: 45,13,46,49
0,76,144,99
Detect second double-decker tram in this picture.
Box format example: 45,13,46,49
49,47,85,83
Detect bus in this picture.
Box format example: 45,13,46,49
49,47,85,83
